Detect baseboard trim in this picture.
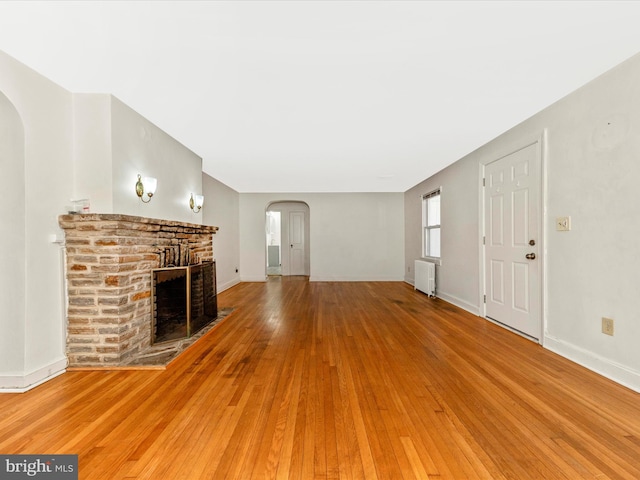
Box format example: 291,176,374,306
544,335,640,394
240,275,267,282
0,357,68,393
403,280,480,316
217,278,241,293
436,292,480,316
310,276,404,282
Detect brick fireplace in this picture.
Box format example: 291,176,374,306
58,214,218,367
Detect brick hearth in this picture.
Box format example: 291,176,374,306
58,214,218,367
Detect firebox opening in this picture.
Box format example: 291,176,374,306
152,261,217,345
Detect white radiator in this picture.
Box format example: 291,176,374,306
414,260,436,297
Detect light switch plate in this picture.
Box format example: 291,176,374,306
556,216,571,231
602,317,614,336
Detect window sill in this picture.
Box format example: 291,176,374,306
421,256,441,266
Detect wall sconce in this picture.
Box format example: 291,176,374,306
189,193,204,213
135,174,157,203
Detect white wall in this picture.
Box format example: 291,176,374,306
0,50,73,390
111,97,203,223
203,174,240,293
405,52,640,392
72,93,113,212
240,193,404,282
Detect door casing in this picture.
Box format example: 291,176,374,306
479,133,545,343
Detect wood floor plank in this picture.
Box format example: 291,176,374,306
1,277,640,479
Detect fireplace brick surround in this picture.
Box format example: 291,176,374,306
59,214,218,367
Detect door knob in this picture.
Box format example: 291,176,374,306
525,253,536,260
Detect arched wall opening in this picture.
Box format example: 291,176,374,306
0,90,26,373
265,201,310,277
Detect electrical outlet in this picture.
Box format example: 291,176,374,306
556,216,571,231
602,317,614,336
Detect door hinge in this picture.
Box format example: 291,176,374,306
483,294,486,304
483,236,485,245
482,178,486,187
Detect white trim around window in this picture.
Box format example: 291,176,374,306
422,188,441,264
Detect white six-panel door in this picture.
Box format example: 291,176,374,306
484,141,541,339
289,211,306,276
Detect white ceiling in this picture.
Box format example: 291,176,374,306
1,1,640,193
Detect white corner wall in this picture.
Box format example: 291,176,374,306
203,174,241,292
240,193,405,282
405,52,640,392
0,50,72,390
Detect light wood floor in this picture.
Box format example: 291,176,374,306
1,278,640,479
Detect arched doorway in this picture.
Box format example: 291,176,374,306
265,201,310,276
0,91,26,371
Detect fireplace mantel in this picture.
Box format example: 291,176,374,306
59,213,218,367
59,213,219,234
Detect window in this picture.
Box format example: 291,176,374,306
422,189,441,258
